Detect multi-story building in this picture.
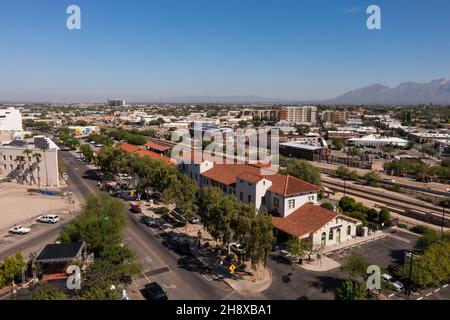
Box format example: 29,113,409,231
0,107,23,131
178,157,361,249
108,99,126,107
279,106,317,125
321,111,349,124
239,109,280,121
0,136,60,186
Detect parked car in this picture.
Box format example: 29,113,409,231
37,215,60,224
130,204,142,213
382,178,396,184
143,282,168,301
9,226,31,235
141,216,157,227
230,242,246,255
382,274,404,292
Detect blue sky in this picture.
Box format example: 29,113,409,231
0,0,449,102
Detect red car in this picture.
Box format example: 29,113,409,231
130,204,142,213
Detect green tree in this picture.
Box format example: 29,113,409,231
58,194,126,256
363,171,381,186
163,173,198,221
378,208,391,225
332,138,345,150
31,288,68,300
32,152,42,188
284,159,321,186
396,240,450,288
80,144,95,162
285,236,312,258
0,252,26,289
321,202,333,210
23,148,34,185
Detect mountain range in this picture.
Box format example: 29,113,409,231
328,79,450,105
148,79,450,105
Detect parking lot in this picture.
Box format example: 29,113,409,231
324,230,419,269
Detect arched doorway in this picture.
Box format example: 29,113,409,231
336,229,341,243
321,232,326,246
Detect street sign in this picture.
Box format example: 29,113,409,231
229,264,236,274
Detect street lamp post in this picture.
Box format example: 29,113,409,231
407,251,415,299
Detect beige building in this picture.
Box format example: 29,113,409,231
179,158,361,248
280,106,317,125
0,136,60,187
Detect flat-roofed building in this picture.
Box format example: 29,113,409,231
0,107,23,131
280,106,317,125
280,141,325,161
0,136,60,186
348,135,408,148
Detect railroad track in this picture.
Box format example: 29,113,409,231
322,181,449,227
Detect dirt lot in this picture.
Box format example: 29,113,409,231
0,183,74,231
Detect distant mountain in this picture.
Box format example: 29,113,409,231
146,95,296,104
329,79,450,105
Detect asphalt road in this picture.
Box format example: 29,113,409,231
58,151,262,300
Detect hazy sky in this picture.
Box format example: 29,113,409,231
0,0,449,102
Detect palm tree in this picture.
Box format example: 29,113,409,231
33,152,42,188
14,156,26,184
41,146,49,187
23,148,33,185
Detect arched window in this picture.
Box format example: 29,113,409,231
347,226,352,235
321,232,327,246
329,229,334,240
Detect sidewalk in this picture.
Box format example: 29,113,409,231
321,231,385,254
191,244,272,294
139,202,273,294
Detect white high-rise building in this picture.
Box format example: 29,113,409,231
0,107,23,131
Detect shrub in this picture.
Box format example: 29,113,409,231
410,225,428,234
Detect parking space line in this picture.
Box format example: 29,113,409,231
443,284,448,288
434,288,440,293
388,293,395,298
417,297,423,300
425,292,432,297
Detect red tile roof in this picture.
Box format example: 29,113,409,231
201,164,320,196
271,203,338,238
119,143,141,154
119,143,172,165
145,141,171,152
238,172,264,184
135,149,172,164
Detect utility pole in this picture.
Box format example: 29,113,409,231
407,251,414,299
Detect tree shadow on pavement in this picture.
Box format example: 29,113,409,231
308,276,345,296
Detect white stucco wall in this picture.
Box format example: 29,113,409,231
311,216,360,249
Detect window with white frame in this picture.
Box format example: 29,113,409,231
288,199,295,209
